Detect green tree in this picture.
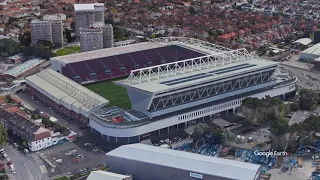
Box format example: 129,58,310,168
299,89,319,110
0,124,7,148
0,39,21,56
64,28,72,42
18,31,31,47
189,6,196,15
270,118,290,136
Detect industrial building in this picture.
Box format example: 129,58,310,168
299,42,320,61
87,170,132,180
74,3,105,37
106,144,262,180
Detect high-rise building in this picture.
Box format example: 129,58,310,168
80,25,103,52
43,14,65,47
79,23,114,52
74,3,105,37
30,14,64,47
30,20,53,46
102,24,114,48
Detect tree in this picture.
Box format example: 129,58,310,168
299,89,319,110
37,40,54,49
0,125,7,148
289,102,299,111
189,6,196,15
314,31,320,43
113,27,128,41
0,39,21,56
64,28,72,42
18,31,31,47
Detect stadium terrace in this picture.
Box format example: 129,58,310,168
26,37,298,144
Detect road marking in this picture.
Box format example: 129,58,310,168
289,112,296,125
22,161,35,180
40,165,47,174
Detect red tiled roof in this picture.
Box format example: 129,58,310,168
11,97,22,104
6,106,19,113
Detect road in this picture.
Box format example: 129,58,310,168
4,145,49,180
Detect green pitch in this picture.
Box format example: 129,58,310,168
85,78,131,109
55,46,80,56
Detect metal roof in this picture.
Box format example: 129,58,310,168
25,69,108,115
302,42,320,55
118,59,279,93
5,58,45,77
74,3,104,11
50,42,167,65
293,38,312,46
87,170,131,180
107,144,261,180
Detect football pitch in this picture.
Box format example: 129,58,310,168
85,78,131,109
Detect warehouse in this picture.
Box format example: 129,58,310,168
106,144,262,180
299,43,320,61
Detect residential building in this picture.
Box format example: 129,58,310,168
102,24,114,48
43,14,65,47
74,3,105,37
80,26,103,52
30,14,64,47
30,19,52,46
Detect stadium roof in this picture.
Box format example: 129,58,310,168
50,42,167,65
74,3,104,11
293,38,312,46
302,42,320,55
87,170,131,180
107,144,261,180
26,69,108,114
5,58,46,77
118,59,279,93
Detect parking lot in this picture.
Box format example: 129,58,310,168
39,142,106,177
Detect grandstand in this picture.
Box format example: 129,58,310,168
50,37,231,84
25,69,108,125
87,37,298,144
26,37,298,144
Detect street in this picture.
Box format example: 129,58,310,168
4,145,49,180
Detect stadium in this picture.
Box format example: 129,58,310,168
26,37,298,144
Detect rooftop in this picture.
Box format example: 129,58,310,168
26,69,109,113
5,58,46,77
107,144,261,180
74,3,104,11
87,170,132,180
117,58,279,93
50,42,167,65
43,13,66,21
293,38,312,46
302,42,320,55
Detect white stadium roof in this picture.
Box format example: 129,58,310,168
118,57,279,93
107,144,261,180
5,58,45,77
26,69,108,116
74,3,104,11
50,42,167,65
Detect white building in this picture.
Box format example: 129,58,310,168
74,3,105,37
300,43,320,61
28,127,52,151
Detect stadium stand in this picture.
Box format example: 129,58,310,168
51,43,206,84
25,69,109,125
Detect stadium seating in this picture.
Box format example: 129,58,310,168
61,45,204,83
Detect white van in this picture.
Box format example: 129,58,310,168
10,164,16,174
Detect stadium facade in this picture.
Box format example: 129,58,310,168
29,37,297,144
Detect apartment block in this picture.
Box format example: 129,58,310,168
74,3,105,37
80,26,103,52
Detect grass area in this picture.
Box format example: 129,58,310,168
85,78,131,109
55,46,80,56
54,176,69,180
